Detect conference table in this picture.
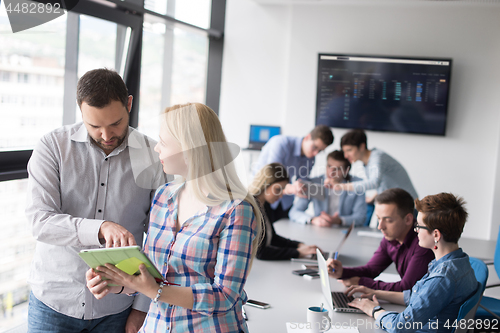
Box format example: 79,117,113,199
243,220,496,333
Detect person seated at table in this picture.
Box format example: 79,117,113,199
345,192,477,333
289,150,366,227
327,129,418,202
327,188,434,291
249,163,320,260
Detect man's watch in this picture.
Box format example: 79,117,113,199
372,305,384,318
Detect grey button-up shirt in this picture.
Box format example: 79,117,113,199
26,122,166,319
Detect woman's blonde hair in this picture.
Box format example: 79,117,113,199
249,163,290,198
160,103,264,258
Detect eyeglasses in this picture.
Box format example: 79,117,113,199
414,223,431,233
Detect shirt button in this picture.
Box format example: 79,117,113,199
101,183,104,186
164,262,167,266
82,303,85,307
98,209,102,213
105,158,108,161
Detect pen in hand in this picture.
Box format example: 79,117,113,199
329,251,339,272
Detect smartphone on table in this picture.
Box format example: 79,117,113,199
292,268,319,276
246,299,270,309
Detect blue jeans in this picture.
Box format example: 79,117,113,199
28,292,132,333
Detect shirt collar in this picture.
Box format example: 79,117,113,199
428,248,465,271
70,122,139,149
293,136,305,157
71,123,89,143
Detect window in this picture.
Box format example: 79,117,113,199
145,0,211,29
0,11,66,152
139,14,208,138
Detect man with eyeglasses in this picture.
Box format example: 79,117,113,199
327,188,434,291
252,125,334,222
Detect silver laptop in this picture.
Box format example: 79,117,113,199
316,248,363,313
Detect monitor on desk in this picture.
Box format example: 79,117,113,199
248,125,281,150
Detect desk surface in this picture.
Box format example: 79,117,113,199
244,220,495,333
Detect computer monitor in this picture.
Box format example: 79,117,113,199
248,125,281,150
316,54,452,136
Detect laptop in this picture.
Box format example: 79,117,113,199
291,223,354,264
247,125,281,150
316,248,363,313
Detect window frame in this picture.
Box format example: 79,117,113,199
0,0,226,182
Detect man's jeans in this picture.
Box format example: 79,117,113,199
28,292,132,333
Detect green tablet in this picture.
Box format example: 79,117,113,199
79,245,164,283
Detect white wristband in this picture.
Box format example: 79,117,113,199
153,281,165,303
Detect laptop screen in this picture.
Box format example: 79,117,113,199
249,125,281,144
317,249,334,310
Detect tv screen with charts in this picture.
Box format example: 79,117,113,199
315,54,452,136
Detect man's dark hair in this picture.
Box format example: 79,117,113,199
310,125,334,146
340,129,367,149
327,150,351,181
375,188,414,219
77,68,128,109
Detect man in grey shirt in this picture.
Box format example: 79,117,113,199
327,129,418,200
25,69,166,332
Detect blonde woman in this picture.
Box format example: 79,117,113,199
86,103,263,332
250,163,320,260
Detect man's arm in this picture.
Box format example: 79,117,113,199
26,137,135,247
289,197,313,224
341,240,393,280
365,246,434,291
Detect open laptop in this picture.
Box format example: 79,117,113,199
247,125,281,150
316,248,363,313
293,223,354,264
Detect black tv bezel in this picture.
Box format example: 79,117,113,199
315,53,453,136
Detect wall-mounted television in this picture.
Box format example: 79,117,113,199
315,54,452,136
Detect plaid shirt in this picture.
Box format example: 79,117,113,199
140,182,257,333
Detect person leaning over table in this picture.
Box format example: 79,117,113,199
289,150,366,227
249,163,321,260
86,103,264,332
326,129,418,204
252,125,334,222
25,68,166,333
345,193,477,333
327,188,434,291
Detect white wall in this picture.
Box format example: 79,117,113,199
219,0,500,240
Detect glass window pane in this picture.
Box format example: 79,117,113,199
75,15,120,123
174,0,211,29
0,179,33,332
145,0,211,29
139,15,208,139
171,28,208,105
0,11,66,151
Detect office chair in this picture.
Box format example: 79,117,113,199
453,257,488,333
475,226,500,320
